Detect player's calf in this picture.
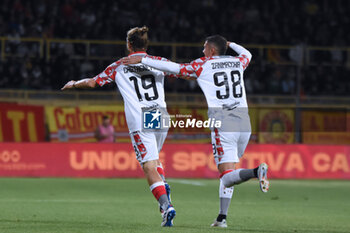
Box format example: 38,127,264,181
220,164,269,192
220,168,257,187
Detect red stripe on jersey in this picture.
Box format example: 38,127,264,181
195,67,203,77
214,128,224,158
132,132,147,159
94,60,122,86
179,57,212,78
151,185,167,200
166,73,181,78
238,54,250,70
220,169,234,178
179,65,191,76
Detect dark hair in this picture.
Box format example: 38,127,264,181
102,115,109,120
127,26,149,51
205,35,227,55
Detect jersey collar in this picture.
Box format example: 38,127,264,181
129,51,147,57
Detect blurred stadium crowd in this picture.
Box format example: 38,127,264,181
0,0,349,95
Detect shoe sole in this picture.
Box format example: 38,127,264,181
258,163,269,193
210,222,227,228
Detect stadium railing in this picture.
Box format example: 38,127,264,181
1,37,350,66
1,37,349,143
1,89,349,109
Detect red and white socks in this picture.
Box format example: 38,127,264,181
150,181,169,212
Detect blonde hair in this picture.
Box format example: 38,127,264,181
127,26,149,51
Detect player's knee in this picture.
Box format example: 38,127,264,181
142,164,154,174
221,174,234,187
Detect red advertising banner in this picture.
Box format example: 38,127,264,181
0,143,349,179
302,110,350,144
0,103,45,142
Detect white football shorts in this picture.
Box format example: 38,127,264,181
130,130,168,165
211,128,251,165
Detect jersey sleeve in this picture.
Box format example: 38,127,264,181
93,60,121,86
228,42,252,70
142,55,181,75
143,55,179,77
141,56,210,79
178,57,210,78
237,54,251,70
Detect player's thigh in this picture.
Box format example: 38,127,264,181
237,131,251,158
130,130,158,165
155,129,168,153
211,129,240,165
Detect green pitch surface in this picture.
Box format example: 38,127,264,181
0,178,349,233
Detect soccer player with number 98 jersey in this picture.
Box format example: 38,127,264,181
122,35,270,228
61,26,176,227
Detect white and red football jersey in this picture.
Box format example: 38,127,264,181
141,43,252,112
94,52,167,132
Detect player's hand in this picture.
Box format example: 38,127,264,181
121,56,142,65
227,41,231,47
61,80,76,90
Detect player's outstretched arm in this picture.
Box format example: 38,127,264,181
121,56,197,80
61,78,97,90
122,56,181,74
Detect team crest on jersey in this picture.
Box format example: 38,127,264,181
143,109,162,129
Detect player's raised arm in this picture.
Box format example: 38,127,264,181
227,42,252,70
227,41,252,60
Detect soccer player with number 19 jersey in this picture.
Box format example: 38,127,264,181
61,26,176,227
122,35,270,228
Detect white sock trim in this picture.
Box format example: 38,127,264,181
149,181,165,191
